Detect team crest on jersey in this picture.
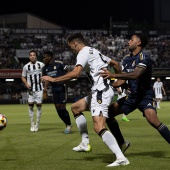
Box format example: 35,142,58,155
139,53,144,60
54,66,56,70
97,99,102,104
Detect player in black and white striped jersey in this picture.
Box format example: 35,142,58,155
21,50,45,132
153,77,166,109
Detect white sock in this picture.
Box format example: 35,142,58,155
29,106,34,125
102,130,126,159
76,114,89,145
36,105,42,125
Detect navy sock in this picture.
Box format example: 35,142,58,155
157,123,170,144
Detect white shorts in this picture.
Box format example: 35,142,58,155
84,86,114,118
155,93,163,99
28,90,43,104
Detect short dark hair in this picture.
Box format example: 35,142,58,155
134,33,148,48
67,33,85,43
43,51,53,57
29,49,37,56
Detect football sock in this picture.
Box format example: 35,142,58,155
106,118,125,145
74,113,89,145
100,129,126,159
28,105,34,124
57,108,71,126
157,123,170,144
36,105,42,124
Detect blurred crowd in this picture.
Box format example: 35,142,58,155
0,31,170,102
0,31,170,69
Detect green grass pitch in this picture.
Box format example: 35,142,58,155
0,102,170,170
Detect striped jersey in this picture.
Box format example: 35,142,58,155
153,81,163,95
22,61,45,92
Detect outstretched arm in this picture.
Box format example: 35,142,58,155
41,65,83,82
100,66,145,80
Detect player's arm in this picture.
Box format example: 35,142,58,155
161,84,166,95
21,76,31,89
43,81,49,91
109,59,121,73
41,65,83,82
100,66,145,80
113,79,127,88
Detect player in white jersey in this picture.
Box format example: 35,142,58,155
41,33,130,167
21,50,45,132
153,77,166,109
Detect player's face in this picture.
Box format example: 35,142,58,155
29,52,37,64
68,41,79,54
43,54,51,65
128,35,141,51
157,78,160,82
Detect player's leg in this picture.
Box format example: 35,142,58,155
28,103,35,132
28,93,35,132
34,91,43,132
92,89,129,167
71,96,91,152
55,103,72,134
144,108,170,144
107,99,131,153
53,86,72,134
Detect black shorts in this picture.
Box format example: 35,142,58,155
117,91,157,115
52,86,67,104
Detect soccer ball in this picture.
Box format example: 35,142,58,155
0,114,7,130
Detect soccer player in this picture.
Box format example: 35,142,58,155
153,77,166,109
41,33,130,167
21,50,44,132
42,51,72,134
100,33,170,146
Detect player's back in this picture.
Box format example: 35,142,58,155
79,46,111,91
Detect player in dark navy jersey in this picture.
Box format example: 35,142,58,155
42,51,72,134
101,33,170,145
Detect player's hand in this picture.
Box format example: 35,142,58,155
41,76,54,82
100,68,115,79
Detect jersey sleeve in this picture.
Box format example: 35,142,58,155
75,50,88,68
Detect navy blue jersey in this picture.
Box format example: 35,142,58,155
42,58,67,88
122,52,153,96
117,51,156,115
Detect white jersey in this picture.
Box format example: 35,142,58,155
153,81,163,95
22,61,45,92
76,46,111,91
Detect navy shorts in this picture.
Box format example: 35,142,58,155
117,90,157,115
52,86,67,104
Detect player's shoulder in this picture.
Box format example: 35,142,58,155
122,53,130,60
23,62,30,67
37,61,44,64
139,51,150,59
